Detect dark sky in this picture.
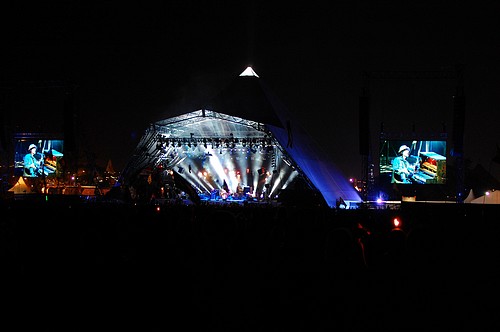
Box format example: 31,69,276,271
2,1,500,181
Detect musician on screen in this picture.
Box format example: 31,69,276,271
23,144,43,177
392,144,418,184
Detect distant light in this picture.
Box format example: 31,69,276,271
376,198,383,204
392,217,402,228
239,67,259,77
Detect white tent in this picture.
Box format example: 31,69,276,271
463,189,476,203
8,177,32,194
470,190,500,204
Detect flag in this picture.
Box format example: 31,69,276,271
222,179,230,193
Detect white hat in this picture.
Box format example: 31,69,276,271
398,145,410,154
28,144,37,151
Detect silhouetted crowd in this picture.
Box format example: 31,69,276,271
1,198,499,331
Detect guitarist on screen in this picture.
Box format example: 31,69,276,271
391,144,419,184
23,144,43,177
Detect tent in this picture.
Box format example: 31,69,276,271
8,176,32,194
463,189,476,203
105,159,116,174
470,190,500,204
119,67,362,207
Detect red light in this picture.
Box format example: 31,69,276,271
392,217,401,228
156,206,161,213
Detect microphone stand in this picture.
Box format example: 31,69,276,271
39,151,47,193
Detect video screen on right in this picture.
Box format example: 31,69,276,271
379,139,447,185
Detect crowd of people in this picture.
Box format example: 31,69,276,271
1,198,498,330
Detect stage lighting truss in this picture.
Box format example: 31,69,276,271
154,133,276,154
121,110,306,190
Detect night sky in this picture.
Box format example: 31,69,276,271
2,2,500,181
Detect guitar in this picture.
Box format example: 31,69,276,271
24,154,44,177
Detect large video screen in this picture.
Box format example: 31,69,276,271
379,139,446,185
14,137,64,178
